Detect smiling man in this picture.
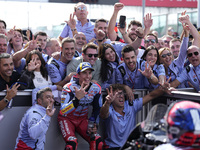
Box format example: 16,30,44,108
0,53,20,91
47,37,76,87
73,32,87,58
170,45,200,92
0,34,8,54
15,87,55,150
116,45,158,89
66,42,102,84
58,2,95,43
58,62,103,150
100,84,167,149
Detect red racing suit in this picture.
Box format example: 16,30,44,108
58,80,103,150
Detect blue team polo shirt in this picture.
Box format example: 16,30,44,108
177,64,200,92
116,59,145,89
47,57,67,84
59,19,95,43
104,98,143,148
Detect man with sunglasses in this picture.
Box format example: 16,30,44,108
138,33,158,58
66,42,102,84
58,2,95,43
169,39,181,59
162,35,173,48
170,45,200,92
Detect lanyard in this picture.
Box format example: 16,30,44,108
193,68,200,85
126,62,138,89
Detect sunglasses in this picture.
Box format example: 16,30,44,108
161,52,172,58
164,40,170,44
187,51,199,57
77,7,87,11
171,45,180,49
86,54,98,58
144,39,156,44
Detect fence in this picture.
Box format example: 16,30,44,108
0,88,199,150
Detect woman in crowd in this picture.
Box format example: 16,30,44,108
18,50,52,89
141,45,165,89
98,43,120,90
17,50,62,104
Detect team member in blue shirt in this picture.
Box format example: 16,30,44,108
15,87,55,150
100,84,167,149
58,2,95,43
47,37,76,87
116,45,158,89
170,45,200,92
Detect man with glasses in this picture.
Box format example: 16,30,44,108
169,45,200,92
58,2,95,43
169,39,181,59
100,83,169,149
162,35,173,48
48,37,76,87
138,33,158,58
66,42,102,84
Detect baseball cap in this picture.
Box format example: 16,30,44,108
76,62,94,73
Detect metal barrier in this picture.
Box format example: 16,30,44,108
0,88,200,150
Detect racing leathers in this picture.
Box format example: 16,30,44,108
58,80,103,150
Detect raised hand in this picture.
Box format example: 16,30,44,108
105,86,118,105
65,13,76,29
138,61,153,79
6,83,20,100
114,3,124,12
27,37,37,51
74,81,90,100
27,57,40,72
144,13,153,29
46,100,56,117
117,22,127,35
135,27,144,38
7,26,15,41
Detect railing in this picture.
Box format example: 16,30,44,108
0,88,199,150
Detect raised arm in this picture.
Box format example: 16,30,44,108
12,39,37,68
108,3,124,41
179,12,200,47
143,13,153,36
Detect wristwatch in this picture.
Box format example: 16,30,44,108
3,98,9,103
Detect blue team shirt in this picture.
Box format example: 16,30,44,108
104,39,127,59
177,64,200,92
103,98,143,148
165,37,188,88
116,59,145,89
47,57,67,84
143,62,165,89
59,20,95,43
101,62,119,90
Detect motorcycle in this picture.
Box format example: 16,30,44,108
121,104,169,150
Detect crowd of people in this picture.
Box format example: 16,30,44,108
0,1,200,150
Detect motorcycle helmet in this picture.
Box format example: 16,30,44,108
166,101,200,147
